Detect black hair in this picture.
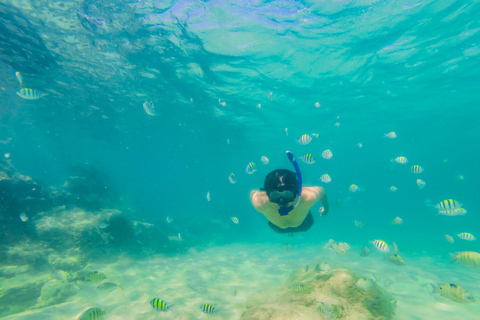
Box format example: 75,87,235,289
263,169,298,193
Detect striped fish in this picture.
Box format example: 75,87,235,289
300,154,315,164
394,156,408,164
438,208,466,216
298,134,312,145
349,184,359,192
457,233,476,241
416,179,426,189
444,234,454,244
384,132,397,138
410,165,424,173
370,240,390,252
319,174,331,183
295,284,312,294
150,298,171,311
78,307,105,320
16,88,43,100
143,101,156,116
450,251,480,269
435,199,462,211
430,283,476,304
200,303,216,314
321,149,333,159
246,162,256,174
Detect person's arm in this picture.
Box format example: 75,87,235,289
320,191,329,216
250,190,273,212
300,187,329,215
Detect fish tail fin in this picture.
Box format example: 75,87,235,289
429,283,440,295
449,253,457,263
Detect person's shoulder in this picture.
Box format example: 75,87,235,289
251,190,268,206
301,186,324,201
303,186,324,194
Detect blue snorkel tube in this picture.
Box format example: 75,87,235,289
278,151,302,216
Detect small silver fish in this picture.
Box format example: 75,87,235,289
359,247,370,257
384,279,394,287
319,262,331,272
385,254,406,266
354,220,364,228
143,101,156,116
15,71,23,85
77,11,106,26
356,278,373,290
96,282,120,292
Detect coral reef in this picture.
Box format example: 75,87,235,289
0,160,52,245
60,164,118,211
241,264,396,320
0,161,189,317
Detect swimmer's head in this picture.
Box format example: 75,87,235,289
263,169,299,205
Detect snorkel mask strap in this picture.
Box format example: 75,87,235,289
278,151,302,216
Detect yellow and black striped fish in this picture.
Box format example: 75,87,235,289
457,232,476,241
299,154,315,164
16,88,43,100
370,240,390,252
295,284,312,294
150,298,171,311
449,251,480,269
430,283,476,303
435,199,462,211
246,162,256,174
85,271,106,283
200,303,216,314
298,134,312,145
410,165,424,173
78,307,105,320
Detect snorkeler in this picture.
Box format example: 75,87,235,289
250,151,329,235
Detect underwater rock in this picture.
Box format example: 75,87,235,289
47,250,87,272
242,266,396,320
1,243,49,268
35,207,116,256
105,215,135,245
34,280,77,308
0,281,45,317
0,265,33,278
0,160,53,245
62,164,119,211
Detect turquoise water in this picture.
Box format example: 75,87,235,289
1,0,480,318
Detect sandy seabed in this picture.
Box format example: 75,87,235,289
4,242,480,320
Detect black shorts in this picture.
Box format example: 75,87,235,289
268,211,314,234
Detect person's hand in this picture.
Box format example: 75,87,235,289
319,207,327,216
